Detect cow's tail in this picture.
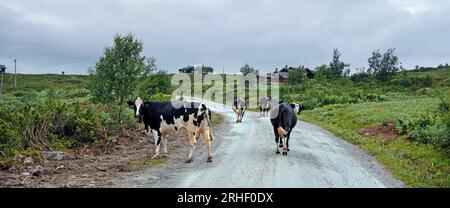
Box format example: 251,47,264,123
204,109,214,141
277,108,289,137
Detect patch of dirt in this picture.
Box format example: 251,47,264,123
0,129,188,188
358,124,400,141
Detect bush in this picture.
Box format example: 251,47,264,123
410,122,449,148
288,69,307,85
139,71,172,98
393,77,413,88
417,75,433,88
0,89,131,165
350,72,372,83
396,95,450,150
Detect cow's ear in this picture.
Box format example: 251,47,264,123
290,103,296,109
298,105,305,114
201,104,207,111
127,100,134,106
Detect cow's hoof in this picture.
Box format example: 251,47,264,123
185,158,193,163
276,151,280,154
207,157,213,163
282,152,288,156
287,148,290,152
163,153,169,157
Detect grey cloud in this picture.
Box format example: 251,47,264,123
0,0,449,74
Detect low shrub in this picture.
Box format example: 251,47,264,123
0,89,133,166
396,94,450,150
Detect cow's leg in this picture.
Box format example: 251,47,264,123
185,131,197,163
144,124,149,135
287,131,292,152
151,130,161,159
274,128,280,154
278,135,284,148
145,128,152,136
202,129,213,162
241,110,245,122
162,135,169,157
238,112,242,122
260,107,262,117
282,137,288,156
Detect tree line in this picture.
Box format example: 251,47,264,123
241,48,403,84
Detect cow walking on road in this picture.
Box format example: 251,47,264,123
259,96,271,117
270,102,298,155
128,98,214,163
232,98,247,123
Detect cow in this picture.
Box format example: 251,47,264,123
278,101,304,114
232,98,247,123
127,97,214,163
270,102,298,156
259,96,271,117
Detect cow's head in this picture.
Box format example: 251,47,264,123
290,103,302,114
127,97,144,122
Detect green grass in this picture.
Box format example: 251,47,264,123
302,98,440,130
404,68,450,87
1,73,88,93
301,98,450,187
0,73,89,104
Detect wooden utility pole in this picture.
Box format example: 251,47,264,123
14,59,17,88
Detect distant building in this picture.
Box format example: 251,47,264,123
257,65,315,83
179,65,214,74
0,65,5,73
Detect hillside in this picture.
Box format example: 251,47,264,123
281,68,450,187
0,73,89,104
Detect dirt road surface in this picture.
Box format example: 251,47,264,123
114,99,405,188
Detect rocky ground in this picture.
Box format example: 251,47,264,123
0,130,187,188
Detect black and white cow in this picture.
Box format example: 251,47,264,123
128,97,214,163
270,102,298,156
232,98,247,123
259,96,271,117
278,101,304,115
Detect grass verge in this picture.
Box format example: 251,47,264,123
301,99,450,187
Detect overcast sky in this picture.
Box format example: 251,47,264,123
1,0,449,74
